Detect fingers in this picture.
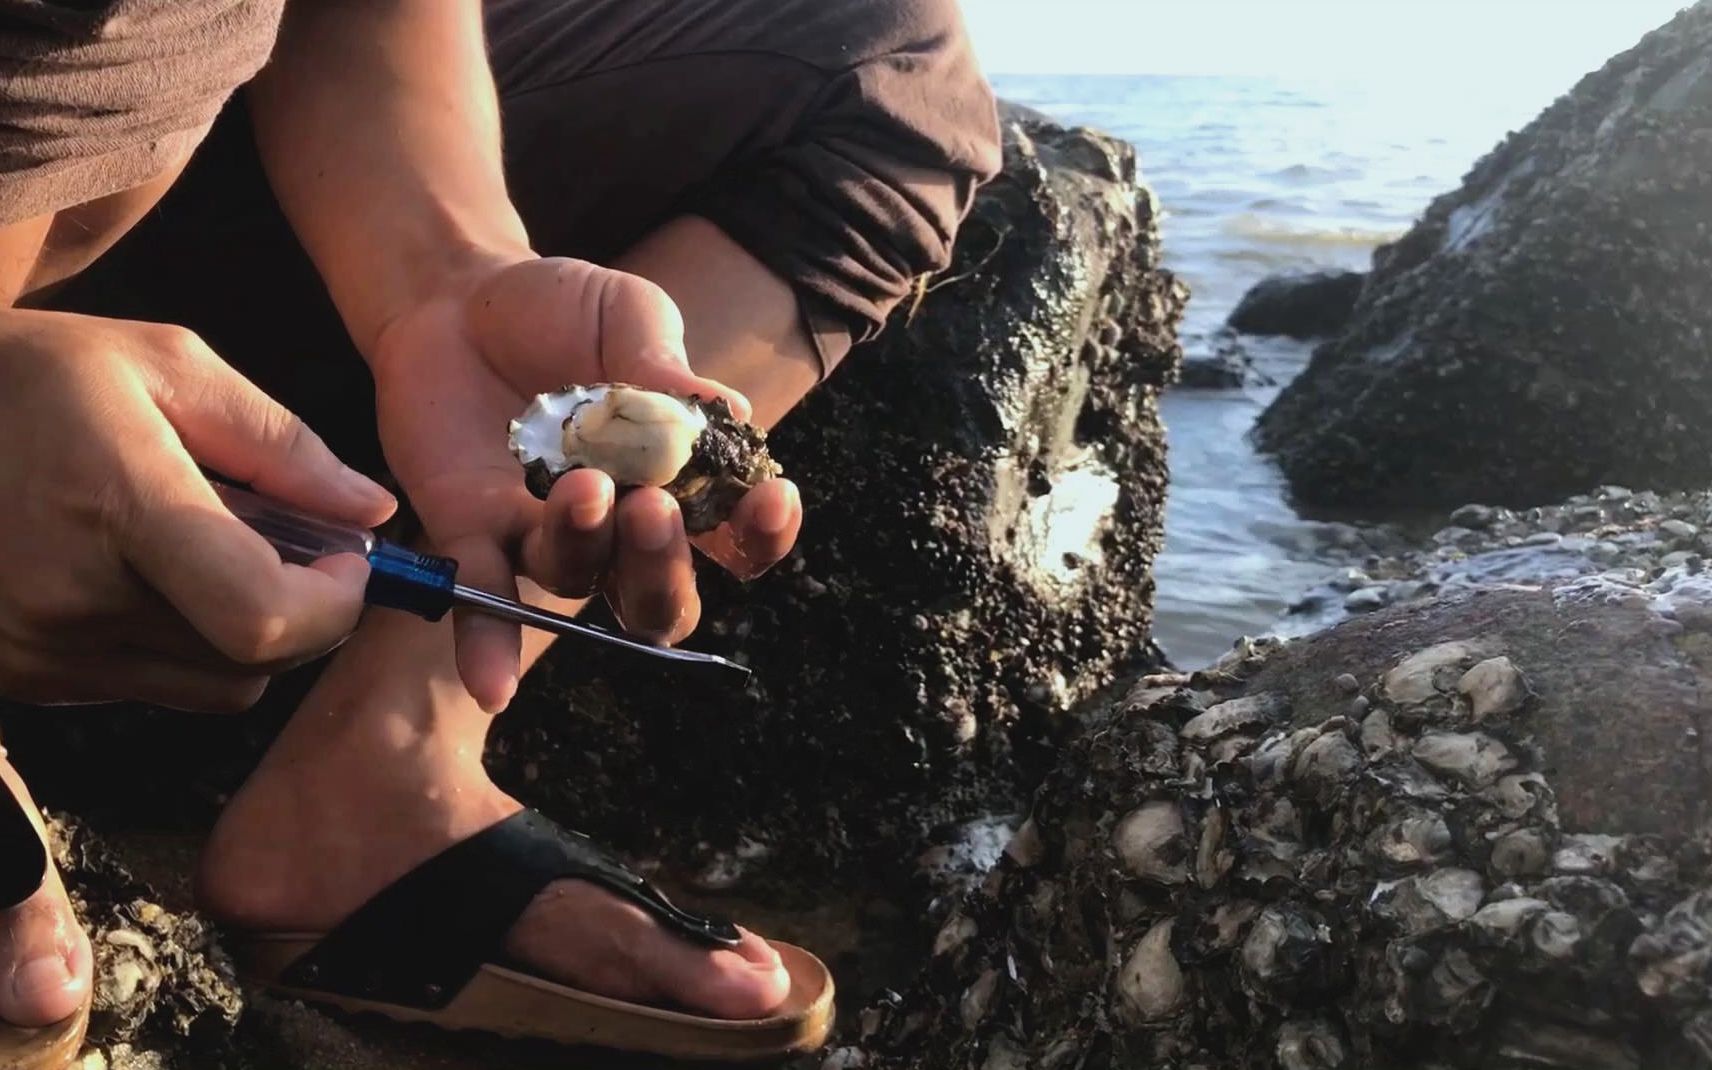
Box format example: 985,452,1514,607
592,270,754,422
446,534,523,714
520,468,615,597
94,587,322,674
119,450,371,670
145,326,396,527
605,489,700,645
0,646,269,714
693,479,802,581
629,348,755,424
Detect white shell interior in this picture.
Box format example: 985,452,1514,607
508,384,709,486
508,386,608,473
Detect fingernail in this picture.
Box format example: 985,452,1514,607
341,466,394,507
633,508,677,553
570,486,612,531
757,484,798,536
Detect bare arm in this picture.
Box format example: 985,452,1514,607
246,0,533,360
244,1,802,710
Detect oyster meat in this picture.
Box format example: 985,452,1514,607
507,383,781,534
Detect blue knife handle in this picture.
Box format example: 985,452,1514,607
213,482,458,622
364,542,458,621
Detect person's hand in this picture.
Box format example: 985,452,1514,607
0,309,396,711
368,256,803,711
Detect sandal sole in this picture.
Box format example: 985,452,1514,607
0,996,90,1070
235,933,834,1062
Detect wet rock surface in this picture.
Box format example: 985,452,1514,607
1283,485,1712,637
1227,270,1364,339
1256,4,1712,508
851,577,1712,1069
1176,331,1277,390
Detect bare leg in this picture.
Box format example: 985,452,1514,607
199,218,825,1018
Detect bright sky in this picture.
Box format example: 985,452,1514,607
961,0,1694,83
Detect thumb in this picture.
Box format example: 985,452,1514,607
597,271,753,423
151,329,396,527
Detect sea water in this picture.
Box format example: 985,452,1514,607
990,72,1580,667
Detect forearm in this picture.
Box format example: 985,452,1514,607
248,0,533,358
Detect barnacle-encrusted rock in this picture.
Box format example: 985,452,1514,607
44,816,242,1060
1255,3,1712,507
853,575,1712,1069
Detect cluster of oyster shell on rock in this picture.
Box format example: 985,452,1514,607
847,630,1712,1070
507,383,781,534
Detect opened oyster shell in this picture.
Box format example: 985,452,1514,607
507,383,781,534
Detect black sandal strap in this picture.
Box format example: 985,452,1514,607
0,770,46,910
278,810,741,1009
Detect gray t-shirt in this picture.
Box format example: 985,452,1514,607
0,0,284,225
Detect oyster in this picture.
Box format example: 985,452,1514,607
507,384,781,534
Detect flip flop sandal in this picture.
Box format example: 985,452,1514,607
229,811,834,1061
0,771,92,1070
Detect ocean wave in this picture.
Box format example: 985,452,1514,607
1268,162,1362,183
1221,212,1404,248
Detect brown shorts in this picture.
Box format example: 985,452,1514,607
47,0,1000,469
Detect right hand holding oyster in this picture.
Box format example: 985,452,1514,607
367,255,801,710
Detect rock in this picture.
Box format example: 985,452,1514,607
1255,5,1712,508
1227,270,1366,339
1178,353,1251,389
851,576,1712,1068
1450,504,1502,530
44,817,242,1065
1112,802,1190,885
1177,331,1277,389
1281,486,1712,639
1458,657,1530,722
1113,920,1186,1024
1343,587,1388,613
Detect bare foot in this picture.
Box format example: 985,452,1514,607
0,755,93,1029
196,615,791,1020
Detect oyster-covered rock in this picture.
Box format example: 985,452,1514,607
1255,4,1712,508
851,579,1712,1069
507,383,780,533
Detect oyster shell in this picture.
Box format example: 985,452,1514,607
507,383,782,534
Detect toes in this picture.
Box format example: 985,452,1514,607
638,924,792,1020
0,875,92,1030
732,929,785,971
0,762,92,1029
505,880,792,1021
